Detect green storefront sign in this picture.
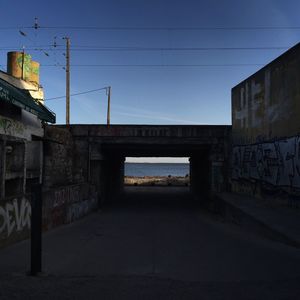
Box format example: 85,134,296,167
0,78,55,123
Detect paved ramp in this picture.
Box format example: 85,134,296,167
0,187,300,299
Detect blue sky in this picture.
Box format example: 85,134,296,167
1,0,300,126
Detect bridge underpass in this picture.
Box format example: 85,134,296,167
62,124,231,205
1,124,300,299
100,148,210,204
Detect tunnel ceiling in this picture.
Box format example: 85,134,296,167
64,124,230,157
101,142,210,157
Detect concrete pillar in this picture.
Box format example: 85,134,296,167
210,161,225,193
90,154,125,206
210,142,227,193
190,152,211,202
105,155,125,203
90,160,104,206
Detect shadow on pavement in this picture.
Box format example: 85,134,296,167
104,186,203,211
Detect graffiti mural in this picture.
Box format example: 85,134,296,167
0,197,31,238
232,135,300,189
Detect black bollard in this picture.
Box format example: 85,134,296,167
30,183,42,276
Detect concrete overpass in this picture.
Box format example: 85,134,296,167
54,124,231,204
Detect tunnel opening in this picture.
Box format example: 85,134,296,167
117,157,194,210
96,145,214,207
124,157,190,187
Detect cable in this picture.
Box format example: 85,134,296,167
41,63,265,67
16,27,65,70
45,87,108,101
1,25,300,31
0,46,291,52
17,29,53,59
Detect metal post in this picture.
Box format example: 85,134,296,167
21,48,25,80
65,37,71,126
107,86,111,126
22,141,27,194
30,183,42,276
0,140,6,199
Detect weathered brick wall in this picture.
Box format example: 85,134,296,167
43,125,98,232
1,125,99,248
72,138,89,184
44,126,74,188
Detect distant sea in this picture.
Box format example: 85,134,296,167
125,163,189,177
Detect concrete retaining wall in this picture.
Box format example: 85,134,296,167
0,125,98,248
0,184,98,249
231,43,300,205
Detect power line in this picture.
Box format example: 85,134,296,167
69,46,289,51
2,25,300,31
0,26,300,31
16,28,65,69
42,63,265,68
45,87,108,101
1,46,289,52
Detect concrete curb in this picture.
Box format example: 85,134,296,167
212,194,300,248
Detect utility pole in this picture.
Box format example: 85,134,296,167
63,37,71,126
107,86,111,126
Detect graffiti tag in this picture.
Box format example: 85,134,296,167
232,135,300,189
0,197,31,237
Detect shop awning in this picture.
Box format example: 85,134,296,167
0,77,56,123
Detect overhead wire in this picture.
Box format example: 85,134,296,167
17,19,65,71
45,87,108,101
41,63,265,67
18,28,50,57
2,20,293,70
2,25,300,31
3,21,290,81
0,46,291,52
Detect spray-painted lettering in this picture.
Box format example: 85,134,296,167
53,185,80,208
232,135,300,189
0,197,31,237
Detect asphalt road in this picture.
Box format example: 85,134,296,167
0,187,299,299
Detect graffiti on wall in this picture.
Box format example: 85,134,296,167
53,185,80,208
0,197,31,237
50,185,80,226
47,184,97,228
66,198,97,223
0,117,24,137
232,135,300,189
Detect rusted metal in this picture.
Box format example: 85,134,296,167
7,51,32,81
29,60,40,85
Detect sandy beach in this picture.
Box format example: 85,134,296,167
124,176,190,186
